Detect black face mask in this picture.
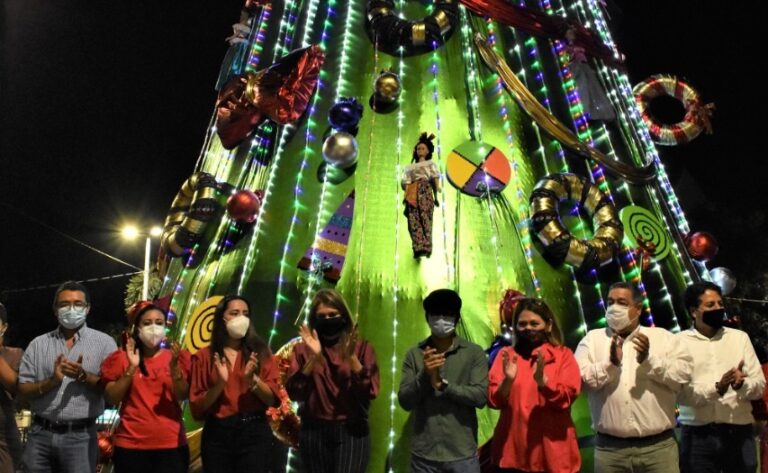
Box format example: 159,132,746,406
515,329,546,354
315,317,348,341
701,308,728,329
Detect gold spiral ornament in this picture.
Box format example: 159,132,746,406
182,296,222,354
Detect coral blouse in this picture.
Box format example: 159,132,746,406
488,343,581,473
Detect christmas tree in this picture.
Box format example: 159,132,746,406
152,0,707,470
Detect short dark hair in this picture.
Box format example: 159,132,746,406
53,280,90,308
684,281,722,313
423,289,462,319
0,303,7,324
608,281,643,306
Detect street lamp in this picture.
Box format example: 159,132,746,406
121,224,163,300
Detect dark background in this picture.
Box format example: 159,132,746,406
1,1,765,346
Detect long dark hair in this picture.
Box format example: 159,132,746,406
512,298,563,347
308,289,353,336
209,295,269,363
132,303,167,377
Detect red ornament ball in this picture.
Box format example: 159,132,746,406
686,231,719,262
227,190,261,223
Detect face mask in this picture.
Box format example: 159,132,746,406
225,315,250,340
428,315,456,338
139,324,165,348
315,317,348,340
58,306,87,330
606,304,633,332
516,329,546,348
701,308,728,329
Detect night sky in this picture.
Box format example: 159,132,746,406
1,1,764,347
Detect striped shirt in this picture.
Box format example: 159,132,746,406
18,324,116,421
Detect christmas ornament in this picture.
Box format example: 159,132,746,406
322,132,358,169
365,0,459,56
328,97,363,132
227,189,262,223
685,231,718,262
619,205,672,261
446,141,511,197
709,267,736,296
529,173,623,273
634,75,714,146
216,45,325,149
160,172,220,258
373,71,401,104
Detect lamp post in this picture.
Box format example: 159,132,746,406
121,225,163,300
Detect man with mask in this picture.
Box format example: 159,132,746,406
675,281,765,473
574,281,692,472
398,289,488,473
18,281,117,473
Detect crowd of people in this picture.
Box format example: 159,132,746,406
0,279,764,473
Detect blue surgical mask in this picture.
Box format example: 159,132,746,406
428,315,456,338
58,306,87,330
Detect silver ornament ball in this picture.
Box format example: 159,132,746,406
709,267,737,296
322,132,358,169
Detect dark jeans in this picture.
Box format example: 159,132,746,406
299,419,370,473
680,423,756,473
113,445,189,473
201,414,273,473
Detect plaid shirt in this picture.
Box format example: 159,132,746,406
19,324,116,421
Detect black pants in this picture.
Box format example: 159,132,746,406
112,445,189,473
299,419,370,473
201,414,273,473
680,423,756,473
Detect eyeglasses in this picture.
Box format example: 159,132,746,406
56,301,88,310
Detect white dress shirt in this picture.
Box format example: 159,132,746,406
575,325,692,437
676,326,766,426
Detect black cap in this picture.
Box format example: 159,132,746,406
423,289,462,317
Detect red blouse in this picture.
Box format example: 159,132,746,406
189,346,281,420
488,344,581,473
101,349,191,449
286,340,379,422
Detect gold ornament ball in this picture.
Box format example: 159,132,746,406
322,132,358,168
374,71,401,103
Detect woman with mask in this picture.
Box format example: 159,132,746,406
286,288,379,473
101,302,190,473
488,298,581,473
189,295,280,473
0,303,23,473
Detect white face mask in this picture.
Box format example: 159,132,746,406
606,304,633,332
139,324,166,348
226,315,250,340
57,306,87,330
428,315,456,338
